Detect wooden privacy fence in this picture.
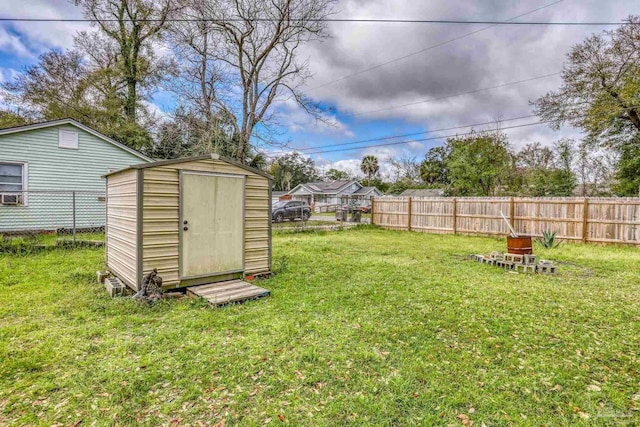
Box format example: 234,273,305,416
371,196,640,245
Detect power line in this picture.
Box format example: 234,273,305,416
305,0,566,92
0,17,633,25
301,120,551,155
280,102,639,156
277,114,539,154
352,72,561,116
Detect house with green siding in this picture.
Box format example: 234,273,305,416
0,118,152,232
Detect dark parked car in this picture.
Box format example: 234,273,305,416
272,200,311,222
339,201,371,214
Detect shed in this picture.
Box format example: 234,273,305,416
104,154,272,291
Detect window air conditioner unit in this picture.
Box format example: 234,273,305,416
1,194,21,205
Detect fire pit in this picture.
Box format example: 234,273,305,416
499,210,533,255
507,235,533,255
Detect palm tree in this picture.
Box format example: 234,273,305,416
360,155,379,185
283,170,293,191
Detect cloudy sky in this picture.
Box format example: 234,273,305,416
0,0,638,178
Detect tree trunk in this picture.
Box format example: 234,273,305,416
125,78,137,122
628,108,640,133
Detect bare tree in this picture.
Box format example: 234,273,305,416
576,140,617,196
388,155,421,183
177,0,335,162
552,138,616,196
167,0,236,155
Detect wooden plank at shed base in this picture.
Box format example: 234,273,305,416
187,280,270,307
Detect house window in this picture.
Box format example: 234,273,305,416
59,129,79,149
0,162,26,205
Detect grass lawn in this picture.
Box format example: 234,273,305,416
313,211,372,221
272,219,339,229
1,227,639,426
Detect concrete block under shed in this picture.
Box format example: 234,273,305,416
104,277,125,297
97,270,110,284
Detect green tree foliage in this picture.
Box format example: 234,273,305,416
529,169,577,196
514,141,577,196
360,155,379,185
270,152,320,191
2,47,154,151
445,131,512,196
612,141,640,195
74,0,176,124
534,16,640,193
325,168,351,181
534,15,640,147
386,179,435,195
366,177,390,193
150,117,194,159
419,146,450,185
149,108,244,159
0,110,27,129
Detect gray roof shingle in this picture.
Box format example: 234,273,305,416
304,180,355,192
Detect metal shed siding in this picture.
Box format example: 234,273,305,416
0,124,147,231
106,169,138,288
140,159,271,288
244,174,270,274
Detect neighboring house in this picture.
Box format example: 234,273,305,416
271,190,288,205
287,180,383,207
0,118,152,232
399,189,445,197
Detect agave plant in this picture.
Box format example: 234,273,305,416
536,229,561,249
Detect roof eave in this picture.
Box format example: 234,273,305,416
103,153,273,180
0,118,152,162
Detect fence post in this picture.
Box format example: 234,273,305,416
452,198,457,235
407,197,412,231
509,196,515,231
582,197,589,243
371,197,375,225
72,191,76,243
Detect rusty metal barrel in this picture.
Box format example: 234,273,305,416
507,235,533,255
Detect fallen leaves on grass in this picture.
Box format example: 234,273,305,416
457,413,474,426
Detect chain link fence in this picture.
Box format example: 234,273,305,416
0,190,106,251
272,195,372,233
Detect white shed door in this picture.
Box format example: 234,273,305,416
180,172,244,278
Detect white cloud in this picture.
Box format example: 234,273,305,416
0,67,20,83
298,0,635,149
0,27,32,57
0,0,88,53
278,98,354,138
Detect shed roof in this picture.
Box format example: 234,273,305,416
103,153,272,180
0,118,152,162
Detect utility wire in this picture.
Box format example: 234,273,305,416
301,120,551,155
285,103,640,156
305,0,566,92
275,114,540,154
0,17,633,25
352,72,561,116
